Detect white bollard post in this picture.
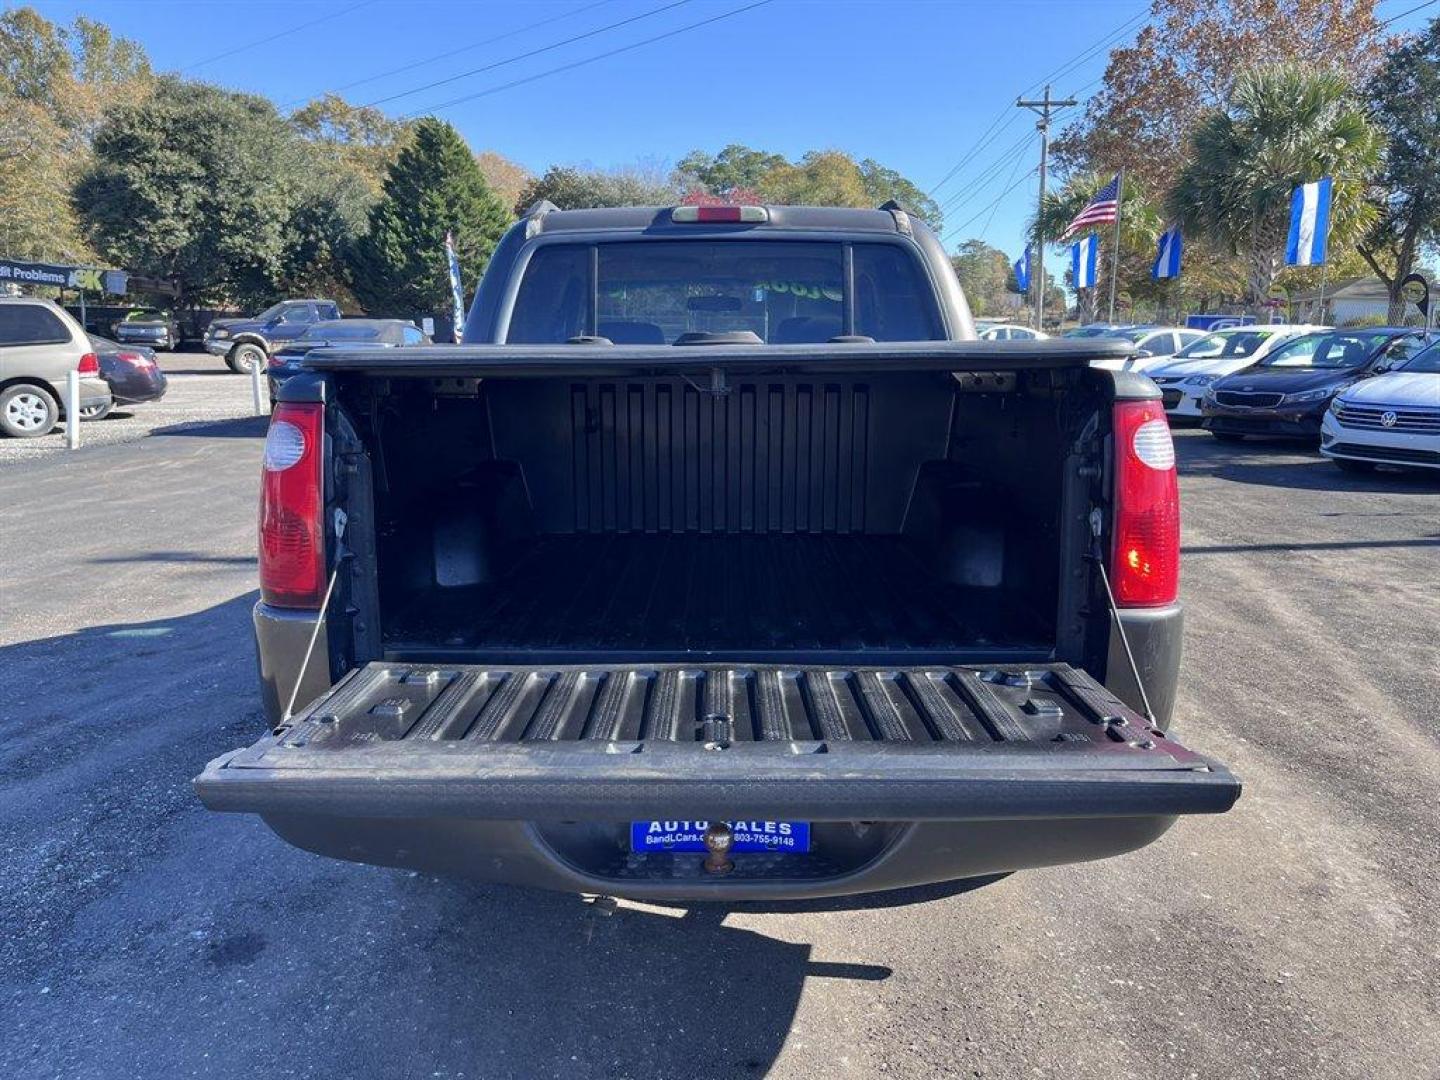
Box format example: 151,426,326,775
250,355,266,416
66,369,81,450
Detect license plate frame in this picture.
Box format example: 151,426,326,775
630,820,812,854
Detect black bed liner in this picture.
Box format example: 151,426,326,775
302,338,1133,377
195,662,1239,822
385,534,1051,660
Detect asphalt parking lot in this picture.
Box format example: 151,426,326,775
1,410,1437,1079
0,349,257,464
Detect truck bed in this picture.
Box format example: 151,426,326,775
384,533,1052,661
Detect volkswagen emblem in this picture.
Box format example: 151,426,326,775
1381,410,1398,428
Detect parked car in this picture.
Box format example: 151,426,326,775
204,299,341,374
84,334,168,419
1321,337,1440,472
1201,327,1432,442
267,319,428,403
195,202,1239,904
1061,323,1133,338
1146,325,1329,420
0,297,111,438
113,307,180,351
976,322,1048,341
1090,326,1209,372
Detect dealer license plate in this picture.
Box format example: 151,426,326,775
630,820,811,853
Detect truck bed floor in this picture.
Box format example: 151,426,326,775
383,534,1051,658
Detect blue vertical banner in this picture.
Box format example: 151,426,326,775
1013,248,1031,293
445,231,465,342
1286,177,1333,266
1070,234,1099,289
1152,224,1183,280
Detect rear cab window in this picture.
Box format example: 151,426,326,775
505,240,943,344
0,304,73,346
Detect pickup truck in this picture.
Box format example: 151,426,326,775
204,298,341,373
195,203,1240,902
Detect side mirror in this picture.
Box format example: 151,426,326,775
1135,349,1154,359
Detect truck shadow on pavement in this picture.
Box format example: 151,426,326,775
2,590,938,1079
149,415,268,439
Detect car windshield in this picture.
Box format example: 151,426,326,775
300,322,382,342
124,310,165,321
1173,330,1273,359
505,240,942,344
1257,330,1394,369
1398,341,1440,374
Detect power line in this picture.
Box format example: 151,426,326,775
280,0,618,110
978,134,1032,241
942,165,1039,242
362,0,696,109
399,0,776,119
937,128,1036,215
181,0,376,73
927,6,1146,199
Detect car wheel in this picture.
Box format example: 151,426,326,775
79,400,115,421
1210,432,1246,443
1334,457,1375,474
227,343,266,374
0,384,60,438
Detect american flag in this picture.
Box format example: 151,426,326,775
1061,173,1121,240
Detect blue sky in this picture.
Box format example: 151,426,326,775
23,0,1438,264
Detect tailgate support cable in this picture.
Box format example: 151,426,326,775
281,509,348,726
1087,510,1156,724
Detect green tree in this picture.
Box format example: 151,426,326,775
677,145,942,229
856,159,942,232
1168,64,1382,308
514,161,680,215
1359,16,1440,322
949,240,1017,317
75,78,306,307
675,144,785,196
350,117,510,315
1,7,152,262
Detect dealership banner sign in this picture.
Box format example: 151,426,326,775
0,259,126,294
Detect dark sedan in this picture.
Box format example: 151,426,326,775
1200,327,1432,442
83,334,168,419
267,319,428,401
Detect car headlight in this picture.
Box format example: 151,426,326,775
1183,374,1217,387
212,328,229,339
1282,388,1334,404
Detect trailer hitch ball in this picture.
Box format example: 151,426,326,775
702,822,734,875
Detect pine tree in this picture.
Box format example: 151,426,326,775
350,117,511,316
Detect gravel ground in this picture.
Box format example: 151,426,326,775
0,421,1437,1080
0,350,259,465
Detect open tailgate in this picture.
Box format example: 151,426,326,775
195,662,1238,821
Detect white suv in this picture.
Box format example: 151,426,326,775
0,298,113,438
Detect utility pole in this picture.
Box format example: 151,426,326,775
1018,85,1076,331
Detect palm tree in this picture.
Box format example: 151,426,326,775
1169,63,1382,310
1030,171,1163,323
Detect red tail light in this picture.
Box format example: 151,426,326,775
77,352,100,375
1111,399,1179,607
116,351,153,367
259,402,325,608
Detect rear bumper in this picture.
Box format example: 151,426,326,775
1201,404,1325,436
258,814,1181,902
